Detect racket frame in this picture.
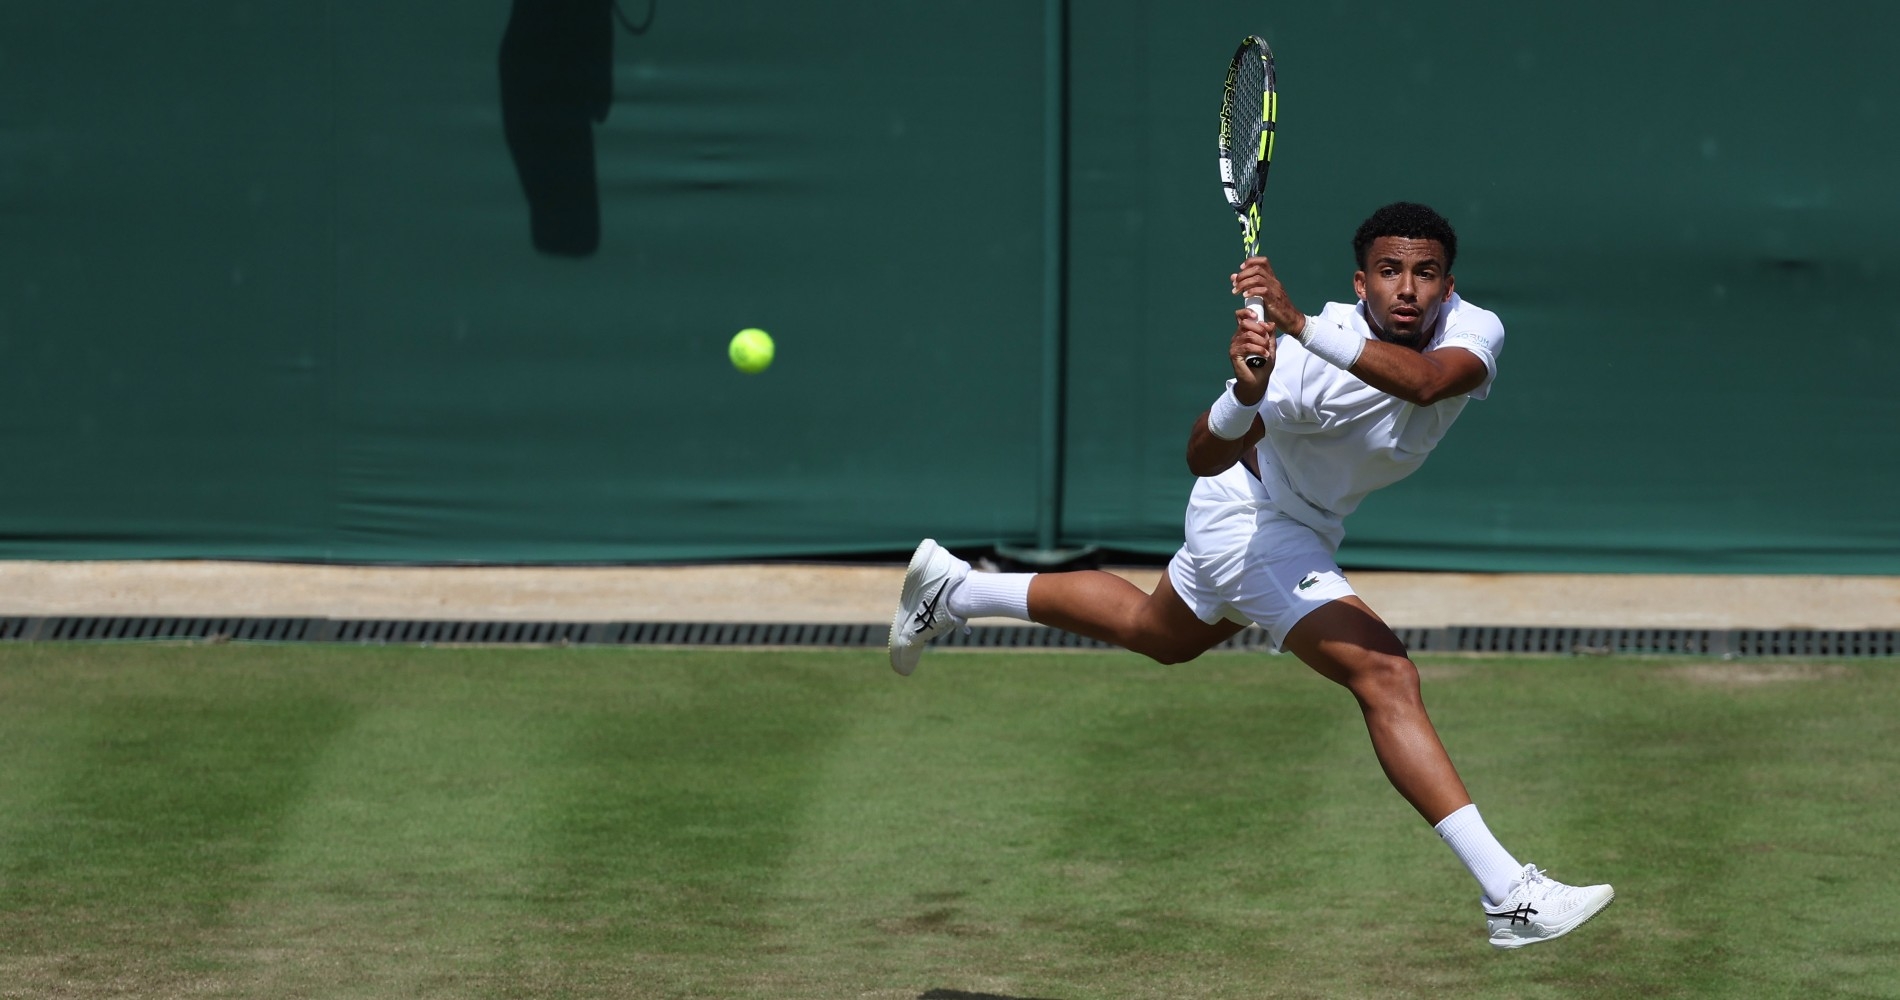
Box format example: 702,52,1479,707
1219,36,1278,366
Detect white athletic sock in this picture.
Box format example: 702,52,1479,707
1433,803,1522,905
947,572,1034,621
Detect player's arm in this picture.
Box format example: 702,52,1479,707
1329,335,1488,406
1185,309,1275,477
1236,257,1488,406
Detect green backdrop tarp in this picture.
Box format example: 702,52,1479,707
1062,0,1900,573
1,0,1895,571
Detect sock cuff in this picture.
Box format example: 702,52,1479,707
949,572,1034,621
1433,802,1483,839
1433,802,1521,905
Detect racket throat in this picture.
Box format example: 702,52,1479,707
1240,203,1261,257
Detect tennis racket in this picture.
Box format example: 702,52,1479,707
1218,35,1278,367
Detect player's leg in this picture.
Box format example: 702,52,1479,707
1026,568,1244,665
887,538,1243,675
1282,597,1469,821
1283,596,1613,948
891,473,1257,673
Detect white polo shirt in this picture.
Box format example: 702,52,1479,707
1247,292,1505,546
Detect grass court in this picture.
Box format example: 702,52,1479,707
1,643,1895,998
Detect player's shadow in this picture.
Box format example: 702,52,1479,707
919,990,1068,1000
498,0,615,256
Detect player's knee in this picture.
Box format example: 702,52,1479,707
1120,629,1194,664
1145,641,1203,666
1118,612,1208,665
1346,651,1421,704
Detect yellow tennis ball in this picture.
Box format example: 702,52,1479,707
728,328,774,373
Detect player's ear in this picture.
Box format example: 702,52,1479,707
1353,270,1367,301
1443,272,1455,300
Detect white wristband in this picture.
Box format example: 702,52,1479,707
1207,380,1261,440
1299,314,1365,370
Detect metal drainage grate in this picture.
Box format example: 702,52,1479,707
34,616,324,643
1438,627,1900,658
1733,630,1900,658
598,621,888,647
330,619,594,645
0,617,1893,657
1447,626,1723,656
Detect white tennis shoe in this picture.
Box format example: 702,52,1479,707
887,539,968,676
1485,864,1615,949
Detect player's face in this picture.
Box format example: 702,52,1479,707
1354,237,1455,347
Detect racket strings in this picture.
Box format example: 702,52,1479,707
1222,55,1268,191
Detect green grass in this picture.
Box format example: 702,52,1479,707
1,644,1897,999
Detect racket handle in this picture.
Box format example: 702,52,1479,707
1243,296,1268,369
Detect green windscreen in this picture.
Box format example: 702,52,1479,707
1,1,1894,572
1060,0,1900,573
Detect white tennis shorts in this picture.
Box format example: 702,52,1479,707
1166,464,1357,650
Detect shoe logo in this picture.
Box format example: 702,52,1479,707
1486,903,1538,926
1297,572,1320,591
911,581,947,633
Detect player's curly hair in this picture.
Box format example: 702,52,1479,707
1353,202,1457,271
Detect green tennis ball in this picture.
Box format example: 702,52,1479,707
728,328,774,373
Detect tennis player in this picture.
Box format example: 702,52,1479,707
888,202,1613,949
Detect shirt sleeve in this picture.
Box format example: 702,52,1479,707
1260,339,1321,430
1432,303,1506,400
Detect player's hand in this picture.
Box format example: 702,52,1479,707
1231,308,1275,401
1231,256,1307,338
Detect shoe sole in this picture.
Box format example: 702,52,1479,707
1490,887,1615,950
888,539,940,676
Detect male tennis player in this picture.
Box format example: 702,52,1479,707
888,202,1613,949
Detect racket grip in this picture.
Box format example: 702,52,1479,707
1243,296,1267,369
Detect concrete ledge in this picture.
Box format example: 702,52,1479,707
0,561,1894,630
